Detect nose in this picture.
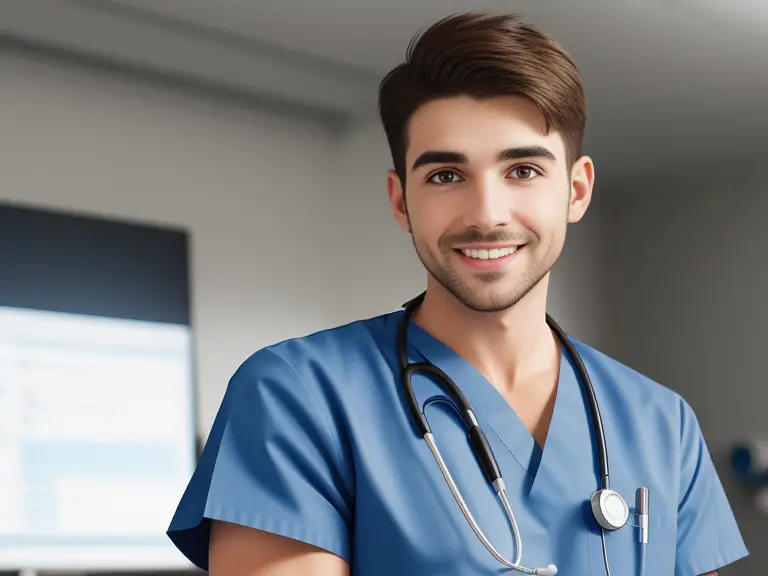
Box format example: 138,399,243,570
461,175,513,230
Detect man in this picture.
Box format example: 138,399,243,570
167,13,748,575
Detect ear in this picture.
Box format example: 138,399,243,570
387,169,410,232
567,156,595,223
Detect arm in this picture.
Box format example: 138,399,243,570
209,520,350,576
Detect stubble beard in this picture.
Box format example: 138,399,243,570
407,217,560,313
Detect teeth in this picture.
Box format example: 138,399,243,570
461,246,518,259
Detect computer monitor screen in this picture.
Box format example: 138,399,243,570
0,306,196,571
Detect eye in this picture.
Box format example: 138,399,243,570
509,165,542,180
427,170,463,185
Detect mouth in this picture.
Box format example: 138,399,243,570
453,245,525,270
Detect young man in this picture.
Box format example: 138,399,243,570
167,13,748,575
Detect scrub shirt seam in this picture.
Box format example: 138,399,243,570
265,346,349,495
475,411,532,475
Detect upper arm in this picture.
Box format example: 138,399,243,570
674,399,748,575
209,520,349,576
166,347,354,571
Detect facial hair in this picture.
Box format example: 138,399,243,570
406,212,563,313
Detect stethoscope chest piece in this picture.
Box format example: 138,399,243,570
591,489,629,531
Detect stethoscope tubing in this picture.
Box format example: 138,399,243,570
397,291,610,489
396,292,614,576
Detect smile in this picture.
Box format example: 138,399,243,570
453,245,525,270
457,246,520,260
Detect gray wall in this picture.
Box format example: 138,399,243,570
598,165,767,575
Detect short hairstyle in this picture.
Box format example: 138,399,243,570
378,13,587,185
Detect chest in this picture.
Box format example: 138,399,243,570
499,375,558,450
347,390,680,576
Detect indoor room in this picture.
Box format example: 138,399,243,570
1,1,765,575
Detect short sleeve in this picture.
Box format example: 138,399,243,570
675,399,749,575
166,347,354,570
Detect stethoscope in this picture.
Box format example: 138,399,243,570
397,292,642,576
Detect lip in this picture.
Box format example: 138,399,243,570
455,245,524,271
453,244,524,250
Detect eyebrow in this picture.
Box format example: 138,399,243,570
411,146,557,172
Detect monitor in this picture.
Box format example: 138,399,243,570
0,202,197,572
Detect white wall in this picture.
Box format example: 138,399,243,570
0,48,606,440
598,165,767,575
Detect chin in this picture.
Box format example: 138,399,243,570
452,286,520,313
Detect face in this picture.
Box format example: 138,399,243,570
387,95,594,313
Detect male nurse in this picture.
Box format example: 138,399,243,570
167,12,748,576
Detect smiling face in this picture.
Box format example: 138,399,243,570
387,95,594,313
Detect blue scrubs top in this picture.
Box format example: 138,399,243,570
168,309,748,575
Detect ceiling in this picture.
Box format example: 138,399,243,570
2,0,766,179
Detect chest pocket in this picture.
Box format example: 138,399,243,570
588,512,677,576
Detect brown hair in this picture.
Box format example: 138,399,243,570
378,13,587,186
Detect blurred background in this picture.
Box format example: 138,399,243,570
0,1,765,574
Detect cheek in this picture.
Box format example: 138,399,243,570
409,200,450,243
516,198,568,239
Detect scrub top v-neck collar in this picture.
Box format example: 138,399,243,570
399,312,588,500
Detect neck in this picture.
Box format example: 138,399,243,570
412,276,558,394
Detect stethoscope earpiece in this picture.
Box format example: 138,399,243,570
591,489,629,531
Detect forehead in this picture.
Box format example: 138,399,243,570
405,95,566,165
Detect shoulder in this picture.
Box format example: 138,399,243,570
269,311,397,362
569,339,680,400
231,310,400,395
569,339,693,434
